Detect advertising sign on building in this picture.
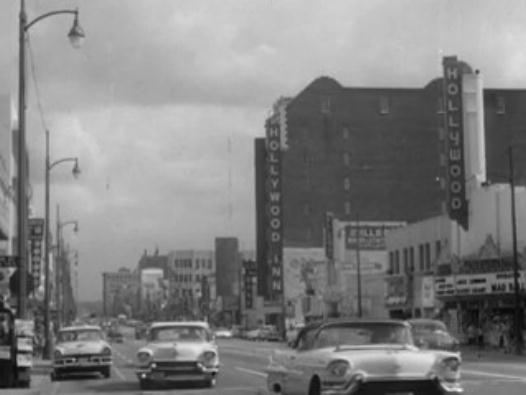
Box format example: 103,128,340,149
325,212,334,259
345,222,404,251
266,118,283,300
385,275,407,307
435,271,526,297
243,260,256,309
421,276,435,308
29,218,44,289
443,56,468,230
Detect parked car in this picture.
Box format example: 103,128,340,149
51,325,112,381
107,327,124,343
135,321,219,390
214,327,233,339
260,325,281,341
134,323,148,340
266,319,464,395
245,328,262,341
408,318,460,352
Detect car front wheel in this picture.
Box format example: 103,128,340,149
101,366,111,378
204,375,216,388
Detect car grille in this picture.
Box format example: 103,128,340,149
355,379,443,395
153,361,201,374
55,353,111,365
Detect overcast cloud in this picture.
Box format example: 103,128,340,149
2,0,526,301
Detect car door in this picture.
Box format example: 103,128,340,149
283,326,319,395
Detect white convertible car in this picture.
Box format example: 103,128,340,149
52,325,112,380
266,319,464,395
135,321,219,390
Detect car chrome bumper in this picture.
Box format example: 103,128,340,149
53,357,112,370
136,363,219,382
320,378,464,395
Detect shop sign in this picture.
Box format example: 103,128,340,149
29,218,44,290
385,275,407,307
421,276,435,307
345,222,403,251
435,271,525,297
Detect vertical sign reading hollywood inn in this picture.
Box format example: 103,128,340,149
443,56,468,230
266,119,283,300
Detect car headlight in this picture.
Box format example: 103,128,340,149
437,357,461,382
199,351,217,367
53,350,62,360
101,347,112,356
327,360,351,377
137,351,152,366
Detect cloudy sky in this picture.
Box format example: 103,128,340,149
2,0,526,301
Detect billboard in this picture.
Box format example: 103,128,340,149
443,56,468,230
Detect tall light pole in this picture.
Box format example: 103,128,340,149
17,0,85,319
43,129,79,359
508,146,524,355
55,207,78,330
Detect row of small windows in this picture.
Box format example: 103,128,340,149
321,95,507,118
173,274,205,283
174,258,213,269
389,241,442,274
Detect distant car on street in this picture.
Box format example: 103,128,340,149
214,327,233,339
408,318,460,352
107,327,124,343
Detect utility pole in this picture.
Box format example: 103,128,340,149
356,212,362,318
508,146,524,355
55,204,61,328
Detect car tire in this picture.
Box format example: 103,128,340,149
308,376,321,395
139,379,153,390
101,366,111,378
204,375,216,388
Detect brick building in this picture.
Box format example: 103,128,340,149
255,70,526,307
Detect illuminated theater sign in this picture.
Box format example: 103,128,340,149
266,120,283,300
443,56,468,230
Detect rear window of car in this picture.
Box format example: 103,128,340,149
150,326,211,342
58,329,103,342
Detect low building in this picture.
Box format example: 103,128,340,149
102,267,140,318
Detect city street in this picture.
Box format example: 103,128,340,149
3,335,525,395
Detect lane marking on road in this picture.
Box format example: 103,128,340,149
462,368,526,381
113,364,127,381
235,366,268,377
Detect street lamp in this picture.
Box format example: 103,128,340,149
43,129,80,359
17,0,85,319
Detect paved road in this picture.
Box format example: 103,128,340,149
3,337,526,394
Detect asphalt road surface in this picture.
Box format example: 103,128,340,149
5,336,526,394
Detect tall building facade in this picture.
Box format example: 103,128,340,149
102,267,140,318
215,237,240,324
255,60,526,322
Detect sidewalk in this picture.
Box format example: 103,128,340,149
460,344,526,362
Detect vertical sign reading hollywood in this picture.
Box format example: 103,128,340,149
443,56,468,230
266,120,283,300
29,218,45,290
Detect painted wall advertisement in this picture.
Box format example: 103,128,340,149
385,275,407,307
283,248,327,321
443,56,468,230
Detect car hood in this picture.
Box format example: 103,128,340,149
56,340,109,355
140,341,215,361
332,346,442,378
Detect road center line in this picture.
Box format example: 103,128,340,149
235,366,268,377
113,364,127,381
462,368,526,381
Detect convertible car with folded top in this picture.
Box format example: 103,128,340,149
266,319,464,395
135,321,219,390
51,325,112,381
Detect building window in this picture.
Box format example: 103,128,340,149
409,247,415,272
208,260,212,269
196,274,200,282
379,96,390,114
403,248,408,273
437,97,445,114
435,240,442,260
497,96,506,114
196,260,200,269
425,243,431,271
389,251,394,274
343,152,350,166
343,177,351,191
342,126,350,140
321,97,331,114
344,201,351,215
303,203,310,215
419,244,424,272
394,250,400,274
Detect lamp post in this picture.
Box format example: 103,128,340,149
507,146,524,355
43,129,79,359
17,0,85,319
55,205,78,330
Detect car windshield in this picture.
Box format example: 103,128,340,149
58,329,103,343
312,323,413,348
411,321,447,333
150,326,210,342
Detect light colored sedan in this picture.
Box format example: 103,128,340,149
135,321,219,390
266,319,464,395
51,325,112,380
